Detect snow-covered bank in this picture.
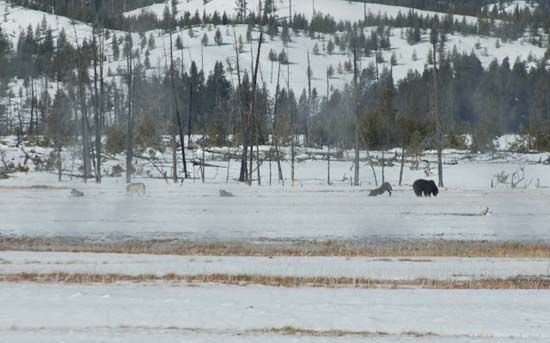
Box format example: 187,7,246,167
2,251,550,281
1,283,549,340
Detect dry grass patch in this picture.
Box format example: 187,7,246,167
0,185,69,190
2,272,550,289
255,326,440,337
2,237,550,258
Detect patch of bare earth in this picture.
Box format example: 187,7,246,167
2,272,550,289
2,237,550,258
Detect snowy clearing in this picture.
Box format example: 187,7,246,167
1,283,549,341
1,251,550,281
1,169,549,242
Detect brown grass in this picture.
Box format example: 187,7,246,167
254,326,439,337
0,185,69,190
2,237,550,258
2,272,550,289
2,324,443,338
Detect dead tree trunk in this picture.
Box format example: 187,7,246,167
73,23,91,182
92,26,102,183
272,62,284,185
399,147,405,186
169,31,188,180
381,151,385,184
433,39,444,188
248,31,263,185
125,53,134,184
29,77,35,135
353,45,360,186
305,51,312,147
234,31,248,183
327,145,331,185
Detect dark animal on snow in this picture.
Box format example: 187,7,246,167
413,179,439,197
219,189,235,197
70,188,84,197
369,182,393,197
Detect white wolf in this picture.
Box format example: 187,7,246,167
126,182,146,196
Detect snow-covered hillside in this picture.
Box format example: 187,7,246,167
487,0,538,14
1,0,547,97
0,0,548,129
124,0,480,25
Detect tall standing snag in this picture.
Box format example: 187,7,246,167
72,22,91,182
169,31,188,180
125,49,134,184
431,27,444,188
353,44,360,186
248,28,264,185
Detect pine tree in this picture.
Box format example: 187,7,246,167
171,0,178,17
235,0,248,23
391,52,397,66
112,34,120,61
313,42,320,55
278,49,288,64
281,20,290,46
265,0,274,14
327,65,334,78
201,33,209,46
214,27,223,45
123,33,133,58
175,35,184,49
144,49,151,68
268,48,277,61
327,38,335,55
148,33,156,50
140,35,147,50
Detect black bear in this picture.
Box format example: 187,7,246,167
413,179,439,197
369,182,393,197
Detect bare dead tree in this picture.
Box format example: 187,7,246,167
353,44,360,186
169,31,188,180
272,61,284,185
125,50,134,184
248,30,264,185
399,147,405,186
92,17,102,183
431,28,444,188
72,22,91,182
306,50,312,147
234,30,248,183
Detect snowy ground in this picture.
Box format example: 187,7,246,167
1,162,550,241
2,251,550,280
1,282,550,342
1,149,549,343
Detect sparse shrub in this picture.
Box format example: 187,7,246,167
105,127,126,155
135,116,159,150
111,164,123,177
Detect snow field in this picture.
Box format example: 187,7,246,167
1,156,550,242
2,251,550,281
1,283,550,341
